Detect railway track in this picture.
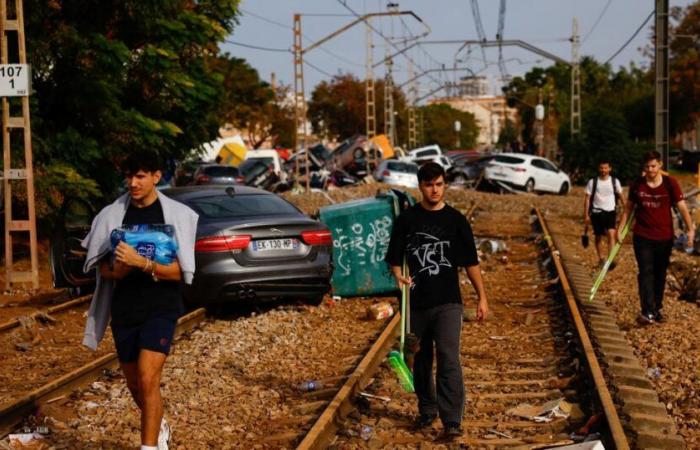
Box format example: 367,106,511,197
0,204,681,449
0,294,91,334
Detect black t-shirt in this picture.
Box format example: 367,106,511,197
385,203,478,310
111,198,183,325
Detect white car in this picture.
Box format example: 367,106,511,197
483,153,570,195
405,145,453,171
374,160,419,188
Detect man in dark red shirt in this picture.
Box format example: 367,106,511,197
617,151,695,324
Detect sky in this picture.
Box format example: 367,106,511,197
223,0,694,101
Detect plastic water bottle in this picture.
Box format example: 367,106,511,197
297,380,323,392
360,425,373,441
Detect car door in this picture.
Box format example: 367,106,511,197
539,159,563,192
50,198,97,290
529,159,555,191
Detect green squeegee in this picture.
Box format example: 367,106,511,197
589,212,634,302
388,259,414,393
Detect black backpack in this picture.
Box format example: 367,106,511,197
588,176,621,214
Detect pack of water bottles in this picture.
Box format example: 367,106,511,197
110,224,178,265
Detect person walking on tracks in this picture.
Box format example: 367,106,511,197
81,153,198,450
386,162,489,438
584,159,623,269
617,151,694,325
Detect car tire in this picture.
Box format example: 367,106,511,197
559,182,570,195
353,148,364,159
525,178,535,193
303,295,325,307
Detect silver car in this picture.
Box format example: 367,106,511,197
374,160,419,188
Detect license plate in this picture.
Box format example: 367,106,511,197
252,238,298,252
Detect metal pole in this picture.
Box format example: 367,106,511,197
365,20,376,140
570,17,581,137
655,0,670,168
384,52,395,147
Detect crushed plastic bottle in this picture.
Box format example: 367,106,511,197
360,425,373,441
297,380,324,392
647,367,661,379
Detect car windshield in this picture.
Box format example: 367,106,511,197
386,161,418,173
203,166,239,177
185,194,300,218
494,155,525,165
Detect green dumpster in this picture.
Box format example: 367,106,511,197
319,191,413,297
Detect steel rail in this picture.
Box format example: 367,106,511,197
297,202,479,449
0,294,91,333
297,306,401,449
534,208,630,450
0,307,207,438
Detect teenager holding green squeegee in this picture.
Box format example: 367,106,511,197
616,151,695,325
386,162,488,439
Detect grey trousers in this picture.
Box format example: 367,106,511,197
410,302,464,426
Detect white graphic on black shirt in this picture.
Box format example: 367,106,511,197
409,232,452,276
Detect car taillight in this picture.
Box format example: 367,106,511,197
382,170,390,177
301,230,332,246
195,235,252,252
510,167,526,172
196,175,211,184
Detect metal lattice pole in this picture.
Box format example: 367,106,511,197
365,20,376,141
570,17,581,137
655,0,669,167
384,51,395,147
1,0,38,290
292,14,310,192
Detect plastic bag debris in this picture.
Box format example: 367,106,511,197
507,398,578,423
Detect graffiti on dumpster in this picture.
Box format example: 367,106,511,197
333,215,393,276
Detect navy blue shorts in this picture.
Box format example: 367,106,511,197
110,313,179,363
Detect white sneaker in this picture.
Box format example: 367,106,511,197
158,417,170,450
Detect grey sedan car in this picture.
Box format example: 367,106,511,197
50,186,333,306
166,186,333,306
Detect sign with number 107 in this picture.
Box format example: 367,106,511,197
0,64,30,97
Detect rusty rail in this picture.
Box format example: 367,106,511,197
297,310,401,449
0,294,91,333
0,307,207,438
534,208,630,450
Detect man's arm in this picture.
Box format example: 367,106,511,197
113,241,182,281
616,198,635,240
99,258,132,280
465,264,488,321
676,200,696,249
583,193,592,225
391,265,411,288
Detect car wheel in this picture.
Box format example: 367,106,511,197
525,178,535,193
303,295,325,307
559,182,570,195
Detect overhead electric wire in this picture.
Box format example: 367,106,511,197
239,7,364,68
604,10,654,64
469,0,489,66
305,60,336,78
224,40,290,53
583,0,613,44
336,0,443,89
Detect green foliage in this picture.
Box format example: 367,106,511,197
307,73,407,143
209,54,294,149
669,3,700,133
559,106,644,184
24,0,240,223
419,103,479,150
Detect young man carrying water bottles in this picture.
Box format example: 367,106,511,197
82,153,198,449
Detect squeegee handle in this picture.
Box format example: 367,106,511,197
589,211,635,302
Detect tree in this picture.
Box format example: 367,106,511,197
24,0,240,223
419,103,479,150
307,73,408,142
669,2,700,134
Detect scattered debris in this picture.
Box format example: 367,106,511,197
359,392,390,402
507,398,580,423
367,302,394,320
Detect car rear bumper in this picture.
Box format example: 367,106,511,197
184,257,333,305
